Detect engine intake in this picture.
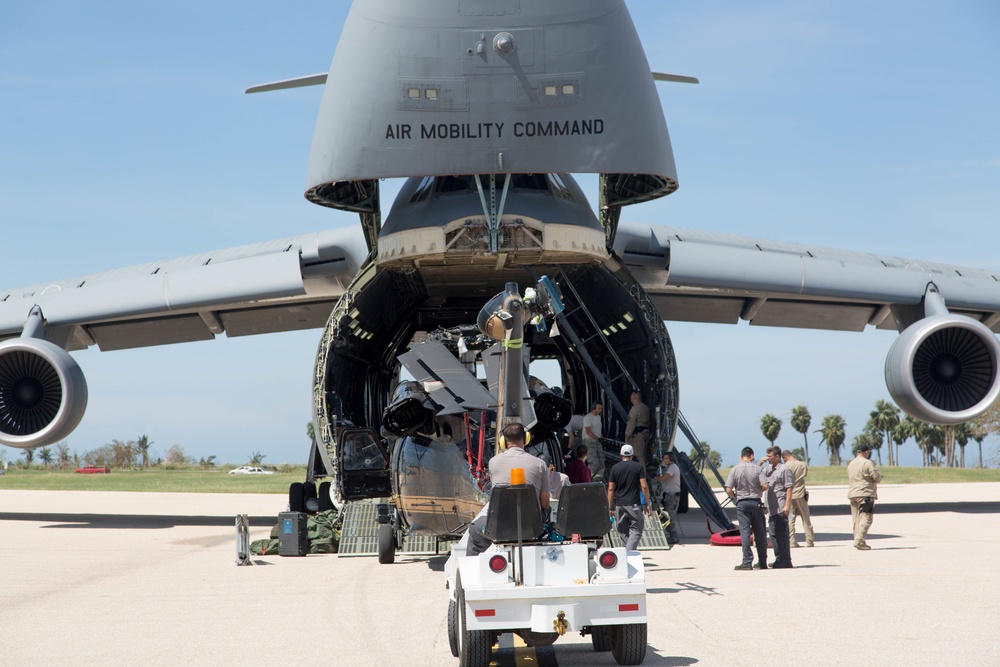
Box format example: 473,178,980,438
0,338,88,448
885,315,1000,424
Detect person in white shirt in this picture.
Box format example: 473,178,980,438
581,402,605,480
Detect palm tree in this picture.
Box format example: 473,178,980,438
816,414,846,465
22,448,34,467
904,416,932,466
38,447,53,467
892,419,913,465
135,434,152,469
924,424,947,466
954,422,971,468
862,418,885,464
760,413,782,447
968,419,988,468
869,400,900,466
55,442,71,470
790,405,812,464
248,451,267,466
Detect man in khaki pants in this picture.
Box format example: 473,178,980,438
847,443,882,550
782,450,814,547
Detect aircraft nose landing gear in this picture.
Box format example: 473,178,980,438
377,503,400,564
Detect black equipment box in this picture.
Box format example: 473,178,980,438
278,511,308,556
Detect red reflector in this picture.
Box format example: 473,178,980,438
488,555,508,573
599,551,618,569
619,603,639,612
474,609,496,617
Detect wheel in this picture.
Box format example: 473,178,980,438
591,626,612,652
288,482,305,513
317,482,334,512
448,598,460,657
457,579,493,667
303,481,318,514
377,523,395,564
610,623,647,665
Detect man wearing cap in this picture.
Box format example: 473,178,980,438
725,446,769,570
607,444,652,551
466,423,548,556
847,442,882,550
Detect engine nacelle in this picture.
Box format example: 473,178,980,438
885,315,1000,424
0,338,88,448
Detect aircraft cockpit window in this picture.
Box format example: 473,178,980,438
509,174,549,191
436,175,476,193
409,176,434,203
547,173,574,200
342,432,387,471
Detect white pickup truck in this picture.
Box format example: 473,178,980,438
444,482,648,666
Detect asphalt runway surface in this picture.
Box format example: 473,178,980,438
2,483,999,666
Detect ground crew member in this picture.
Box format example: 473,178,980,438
783,449,814,547
582,402,605,480
624,391,651,467
725,446,769,570
847,443,882,550
466,423,548,556
607,444,651,550
762,446,793,568
653,451,681,545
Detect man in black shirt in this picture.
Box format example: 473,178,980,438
607,444,652,550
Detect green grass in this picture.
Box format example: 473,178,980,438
705,465,1000,488
0,468,305,493
3,464,999,493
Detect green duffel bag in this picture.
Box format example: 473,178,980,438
307,509,342,553
250,538,281,555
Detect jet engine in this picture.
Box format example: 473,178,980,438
0,338,88,448
885,315,1000,424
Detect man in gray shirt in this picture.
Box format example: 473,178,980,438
761,445,794,568
725,446,769,570
466,423,548,556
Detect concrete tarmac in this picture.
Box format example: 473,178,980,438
2,483,999,666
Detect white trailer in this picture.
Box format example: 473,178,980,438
444,483,648,666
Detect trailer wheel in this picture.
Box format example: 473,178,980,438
611,622,647,665
448,598,459,657
590,626,612,652
457,582,493,667
377,523,395,564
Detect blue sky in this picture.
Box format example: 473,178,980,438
2,1,998,468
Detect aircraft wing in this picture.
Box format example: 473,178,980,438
0,227,369,351
614,221,1000,334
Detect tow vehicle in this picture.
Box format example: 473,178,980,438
444,482,648,666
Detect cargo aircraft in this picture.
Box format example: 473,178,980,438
3,1,1000,561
